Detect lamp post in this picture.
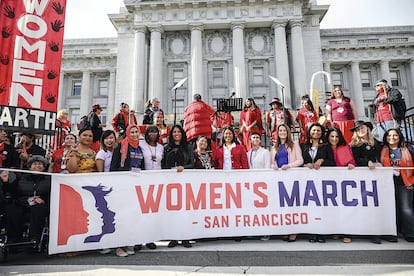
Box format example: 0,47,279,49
269,75,286,106
309,71,331,116
172,77,188,126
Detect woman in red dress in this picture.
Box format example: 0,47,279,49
239,98,263,151
325,87,358,144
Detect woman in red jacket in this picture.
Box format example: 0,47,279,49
214,126,248,170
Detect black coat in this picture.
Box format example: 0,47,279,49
162,143,194,169
14,173,51,207
301,143,336,166
89,112,103,142
110,144,144,171
351,140,381,166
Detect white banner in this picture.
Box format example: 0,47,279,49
49,168,396,254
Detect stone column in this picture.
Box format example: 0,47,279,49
351,61,365,120
80,70,90,116
132,26,147,113
148,25,163,106
289,19,307,105
379,59,391,84
231,22,247,99
57,71,65,110
272,20,291,107
189,23,204,102
408,59,414,107
107,69,116,125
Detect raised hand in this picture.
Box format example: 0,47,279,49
51,20,64,32
3,5,15,18
52,2,64,15
0,55,9,65
2,27,11,38
47,70,57,79
49,41,59,52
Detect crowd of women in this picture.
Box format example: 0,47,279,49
1,83,413,258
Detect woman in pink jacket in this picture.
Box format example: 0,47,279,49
214,127,248,170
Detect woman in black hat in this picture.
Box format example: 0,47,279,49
350,121,381,169
89,104,106,152
350,120,383,244
267,98,294,144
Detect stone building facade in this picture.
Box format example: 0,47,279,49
58,0,414,128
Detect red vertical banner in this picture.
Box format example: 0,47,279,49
0,0,66,133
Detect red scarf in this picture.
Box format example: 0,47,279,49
381,146,414,187
120,125,140,167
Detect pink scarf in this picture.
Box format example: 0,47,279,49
120,125,140,167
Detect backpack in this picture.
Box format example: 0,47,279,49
77,115,91,130
389,88,407,121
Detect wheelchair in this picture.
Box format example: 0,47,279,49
0,198,49,260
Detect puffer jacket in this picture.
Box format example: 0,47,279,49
183,100,215,141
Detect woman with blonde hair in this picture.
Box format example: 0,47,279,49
350,120,381,170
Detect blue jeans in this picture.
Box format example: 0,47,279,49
377,120,395,141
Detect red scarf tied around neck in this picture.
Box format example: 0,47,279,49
120,125,140,167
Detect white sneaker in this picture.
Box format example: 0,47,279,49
260,235,270,241
115,248,128,257
99,248,112,254
126,246,135,255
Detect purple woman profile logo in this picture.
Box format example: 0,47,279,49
82,184,115,243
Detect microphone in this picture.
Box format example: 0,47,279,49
230,92,236,99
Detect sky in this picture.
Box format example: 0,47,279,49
63,0,414,39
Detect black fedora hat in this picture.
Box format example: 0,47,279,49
350,120,373,132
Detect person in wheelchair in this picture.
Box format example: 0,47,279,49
2,155,50,244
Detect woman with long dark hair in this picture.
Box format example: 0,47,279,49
380,128,414,242
214,126,248,170
301,123,335,243
162,124,194,248
239,98,263,151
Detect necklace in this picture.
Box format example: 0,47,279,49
147,144,157,163
197,151,212,169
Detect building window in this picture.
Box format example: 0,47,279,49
99,109,107,124
173,69,184,85
69,108,80,130
360,71,371,88
253,67,264,84
331,72,343,88
72,80,81,96
98,79,108,96
390,71,400,87
212,68,224,86
172,99,185,115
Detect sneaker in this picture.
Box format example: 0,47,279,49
99,248,112,254
146,242,157,250
371,238,382,244
168,240,178,248
182,240,192,248
382,235,398,242
343,237,352,243
115,248,128,257
126,246,135,255
260,235,270,241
